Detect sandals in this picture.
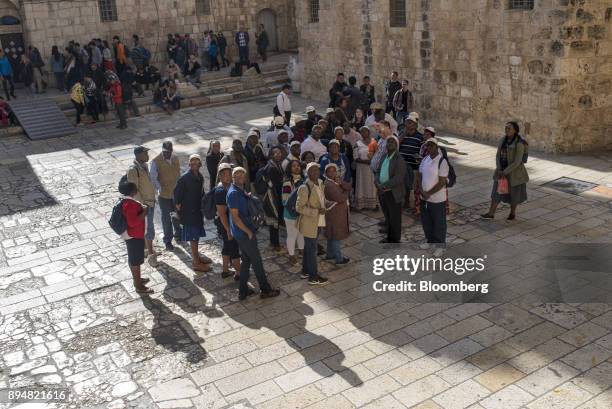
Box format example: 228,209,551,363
135,285,153,294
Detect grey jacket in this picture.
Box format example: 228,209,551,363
375,153,406,204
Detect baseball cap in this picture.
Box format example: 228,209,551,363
232,166,247,176
306,162,320,173
188,153,202,162
406,112,419,123
328,139,340,146
274,116,285,126
161,141,173,152
278,129,289,135
424,137,439,146
425,126,436,134
325,108,335,114
290,140,301,147
134,146,149,155
217,163,232,172
305,106,316,113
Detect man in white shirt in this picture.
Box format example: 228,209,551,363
275,84,292,125
417,137,449,256
301,125,327,161
365,103,398,136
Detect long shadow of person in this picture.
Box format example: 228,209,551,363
228,294,364,389
139,294,207,364
155,261,227,318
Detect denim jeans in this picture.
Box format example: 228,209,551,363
235,236,272,297
420,201,447,245
158,197,181,244
303,237,318,280
145,205,155,241
326,239,343,263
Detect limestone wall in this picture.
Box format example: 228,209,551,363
296,0,611,153
18,0,296,66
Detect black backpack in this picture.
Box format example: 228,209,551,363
108,199,127,235
247,194,266,229
439,148,457,188
201,188,217,221
285,181,308,218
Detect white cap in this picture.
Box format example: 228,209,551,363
424,126,436,134
424,137,439,146
328,139,340,146
305,162,320,173
305,106,316,113
232,166,247,176
274,116,285,126
290,140,301,147
217,162,232,172
406,112,419,123
333,126,344,134
278,129,289,135
325,108,335,114
324,163,338,173
188,154,202,162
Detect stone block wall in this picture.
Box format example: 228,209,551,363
18,0,296,67
296,0,611,153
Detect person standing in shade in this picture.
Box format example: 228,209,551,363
70,79,85,125
360,76,375,113
385,71,401,115
354,126,378,210
296,163,329,285
417,138,449,257
127,146,160,266
323,163,351,265
329,73,347,108
398,112,423,213
244,129,267,186
49,46,65,92
0,50,16,100
220,139,251,189
174,154,213,272
119,182,153,294
282,159,305,264
393,80,414,124
255,146,285,252
256,24,269,62
150,141,182,250
113,36,127,75
375,135,406,243
205,140,224,191
235,27,250,65
227,167,281,300
217,31,229,67
275,84,292,125
481,122,529,221
214,163,241,280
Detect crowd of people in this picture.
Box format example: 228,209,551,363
114,71,530,297
1,24,274,128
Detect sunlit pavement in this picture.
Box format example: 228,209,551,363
1,96,611,408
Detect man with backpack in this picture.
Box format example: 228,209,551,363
417,138,449,257
127,146,160,266
227,167,280,300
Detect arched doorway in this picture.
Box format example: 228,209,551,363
257,8,277,51
0,0,24,82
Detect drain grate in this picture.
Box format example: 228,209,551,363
543,177,598,195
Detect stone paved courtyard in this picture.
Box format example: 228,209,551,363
1,96,612,409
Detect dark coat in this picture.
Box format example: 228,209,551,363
324,179,351,240
174,170,204,227
375,152,407,205
205,152,224,191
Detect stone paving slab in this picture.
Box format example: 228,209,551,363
0,96,611,408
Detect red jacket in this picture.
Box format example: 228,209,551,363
110,81,123,104
122,198,145,239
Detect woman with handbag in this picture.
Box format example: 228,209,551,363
481,122,529,221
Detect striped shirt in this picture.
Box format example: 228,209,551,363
399,131,423,170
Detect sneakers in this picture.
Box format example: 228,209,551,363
433,247,446,257
419,243,431,250
147,254,158,267
300,272,309,279
335,257,350,265
308,276,329,286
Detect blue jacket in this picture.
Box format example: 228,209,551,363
0,57,13,76
319,153,352,183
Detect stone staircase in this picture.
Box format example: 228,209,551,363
0,61,289,136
